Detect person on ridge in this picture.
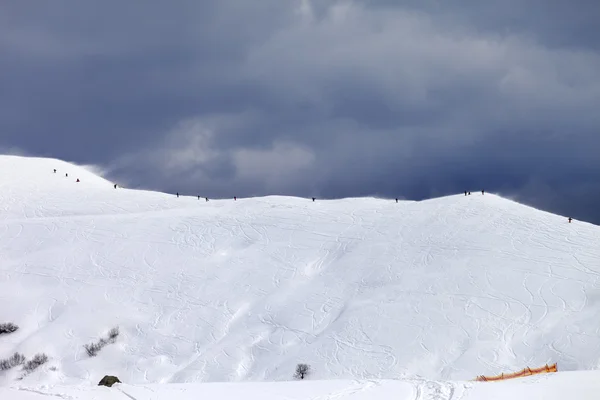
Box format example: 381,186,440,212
53,169,57,173
569,217,573,223
205,197,209,202
176,192,179,198
234,196,237,201
482,190,485,195
114,184,117,189
395,198,398,203
464,191,467,196
312,197,316,202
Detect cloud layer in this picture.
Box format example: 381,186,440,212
1,0,599,222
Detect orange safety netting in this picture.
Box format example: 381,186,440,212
474,363,557,382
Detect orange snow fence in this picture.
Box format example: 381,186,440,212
474,363,557,382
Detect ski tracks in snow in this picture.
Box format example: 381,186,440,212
301,379,465,400
4,162,600,387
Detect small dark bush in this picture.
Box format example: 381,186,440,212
294,363,310,380
84,342,102,357
23,353,48,373
0,352,26,370
0,323,19,335
84,327,119,357
107,327,120,343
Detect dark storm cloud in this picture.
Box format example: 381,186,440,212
1,1,599,223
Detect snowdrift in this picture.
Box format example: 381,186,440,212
2,371,600,400
1,155,600,389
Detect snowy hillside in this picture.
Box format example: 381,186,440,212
1,155,600,389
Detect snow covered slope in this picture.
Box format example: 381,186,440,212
3,372,600,400
1,155,600,388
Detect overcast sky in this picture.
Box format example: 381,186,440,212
1,1,600,223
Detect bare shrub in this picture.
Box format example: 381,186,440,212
107,327,120,343
23,353,48,373
84,342,103,357
0,352,26,370
84,327,119,357
294,363,310,380
0,323,19,335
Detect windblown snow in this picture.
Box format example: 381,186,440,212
1,155,600,397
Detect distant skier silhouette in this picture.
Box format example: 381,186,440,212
205,197,209,202
53,169,56,173
114,184,117,189
198,195,200,200
481,190,485,195
234,196,237,201
65,173,68,177
569,217,573,223
312,197,316,202
395,198,398,203
76,178,80,183
176,192,179,198
464,191,467,196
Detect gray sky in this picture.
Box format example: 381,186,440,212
2,1,600,223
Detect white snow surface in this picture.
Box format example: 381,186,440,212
1,155,600,393
2,372,600,400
